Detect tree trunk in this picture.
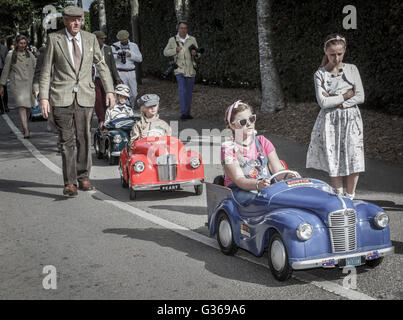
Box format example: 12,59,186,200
130,0,142,84
174,0,190,22
257,0,285,113
98,0,107,33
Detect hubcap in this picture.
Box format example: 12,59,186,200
219,219,232,248
271,239,286,271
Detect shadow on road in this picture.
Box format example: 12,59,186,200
149,205,206,215
102,227,300,288
0,179,68,201
358,199,403,212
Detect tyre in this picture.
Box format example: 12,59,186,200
128,176,136,200
120,163,128,188
217,212,238,255
194,184,203,195
365,257,384,268
94,136,103,159
268,232,293,281
106,140,115,165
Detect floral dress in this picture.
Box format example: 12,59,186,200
306,67,365,177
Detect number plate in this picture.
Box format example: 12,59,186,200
160,184,180,191
339,256,365,267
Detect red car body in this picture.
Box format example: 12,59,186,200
119,136,204,199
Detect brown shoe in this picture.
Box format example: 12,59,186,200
78,180,94,191
63,184,78,197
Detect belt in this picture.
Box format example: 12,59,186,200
118,68,135,72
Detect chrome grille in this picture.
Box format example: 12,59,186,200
328,209,357,253
157,154,177,181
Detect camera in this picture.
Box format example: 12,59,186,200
162,61,178,78
112,44,130,64
188,44,205,55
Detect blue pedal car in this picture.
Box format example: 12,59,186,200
93,116,140,165
206,170,394,281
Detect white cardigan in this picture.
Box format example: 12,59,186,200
314,63,365,109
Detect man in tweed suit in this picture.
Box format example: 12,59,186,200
39,6,115,197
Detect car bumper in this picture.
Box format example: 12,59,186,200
131,179,204,191
291,246,394,270
111,151,122,156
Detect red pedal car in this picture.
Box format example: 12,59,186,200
119,136,204,200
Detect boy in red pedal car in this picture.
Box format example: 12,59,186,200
128,94,172,147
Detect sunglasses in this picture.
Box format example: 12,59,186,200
232,114,256,127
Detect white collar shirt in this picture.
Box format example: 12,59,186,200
65,28,82,66
177,33,190,44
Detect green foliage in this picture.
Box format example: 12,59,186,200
270,0,403,115
104,0,132,44
93,0,402,114
138,0,177,76
89,1,99,33
189,0,260,87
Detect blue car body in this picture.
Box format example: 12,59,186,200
206,177,394,272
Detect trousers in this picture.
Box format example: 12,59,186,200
176,74,195,116
94,77,106,122
52,99,93,185
118,70,137,108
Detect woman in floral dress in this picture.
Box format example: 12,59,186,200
306,34,365,200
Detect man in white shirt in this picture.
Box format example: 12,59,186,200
111,30,142,109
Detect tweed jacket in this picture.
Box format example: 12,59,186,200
39,29,114,107
314,63,365,109
100,45,121,85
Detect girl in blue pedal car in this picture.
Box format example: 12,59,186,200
221,100,299,205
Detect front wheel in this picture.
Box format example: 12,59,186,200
128,176,136,200
268,232,293,281
194,184,203,195
120,163,128,188
94,135,103,159
217,213,238,255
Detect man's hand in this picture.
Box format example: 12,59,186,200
126,51,131,57
34,91,39,99
191,49,197,57
106,92,115,109
40,99,50,119
176,46,182,53
0,85,3,97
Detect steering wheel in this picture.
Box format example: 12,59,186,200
269,170,300,185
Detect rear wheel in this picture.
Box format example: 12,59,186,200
268,232,293,281
217,212,238,255
120,162,128,188
128,176,137,200
94,135,103,159
194,184,203,195
365,257,384,268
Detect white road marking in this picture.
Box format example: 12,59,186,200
2,113,376,300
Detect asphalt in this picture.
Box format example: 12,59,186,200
0,85,402,300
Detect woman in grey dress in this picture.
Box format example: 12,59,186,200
306,34,365,199
0,35,36,138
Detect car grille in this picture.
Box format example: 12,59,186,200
157,154,177,181
328,209,357,253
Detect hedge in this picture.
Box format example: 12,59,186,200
90,0,403,115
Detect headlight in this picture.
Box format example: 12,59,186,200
296,222,313,241
374,212,389,229
113,135,122,144
190,157,201,169
133,161,145,173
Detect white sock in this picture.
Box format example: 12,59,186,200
344,192,355,200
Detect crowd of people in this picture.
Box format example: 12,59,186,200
0,5,365,201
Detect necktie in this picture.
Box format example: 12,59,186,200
72,37,82,76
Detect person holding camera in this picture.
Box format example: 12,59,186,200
163,21,201,120
111,30,142,109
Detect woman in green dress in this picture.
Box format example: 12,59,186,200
0,35,36,138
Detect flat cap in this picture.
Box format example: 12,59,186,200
117,30,130,41
62,6,84,17
138,94,160,107
93,31,107,39
115,84,130,98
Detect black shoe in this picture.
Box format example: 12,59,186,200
180,114,187,120
5,106,9,112
185,114,194,119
